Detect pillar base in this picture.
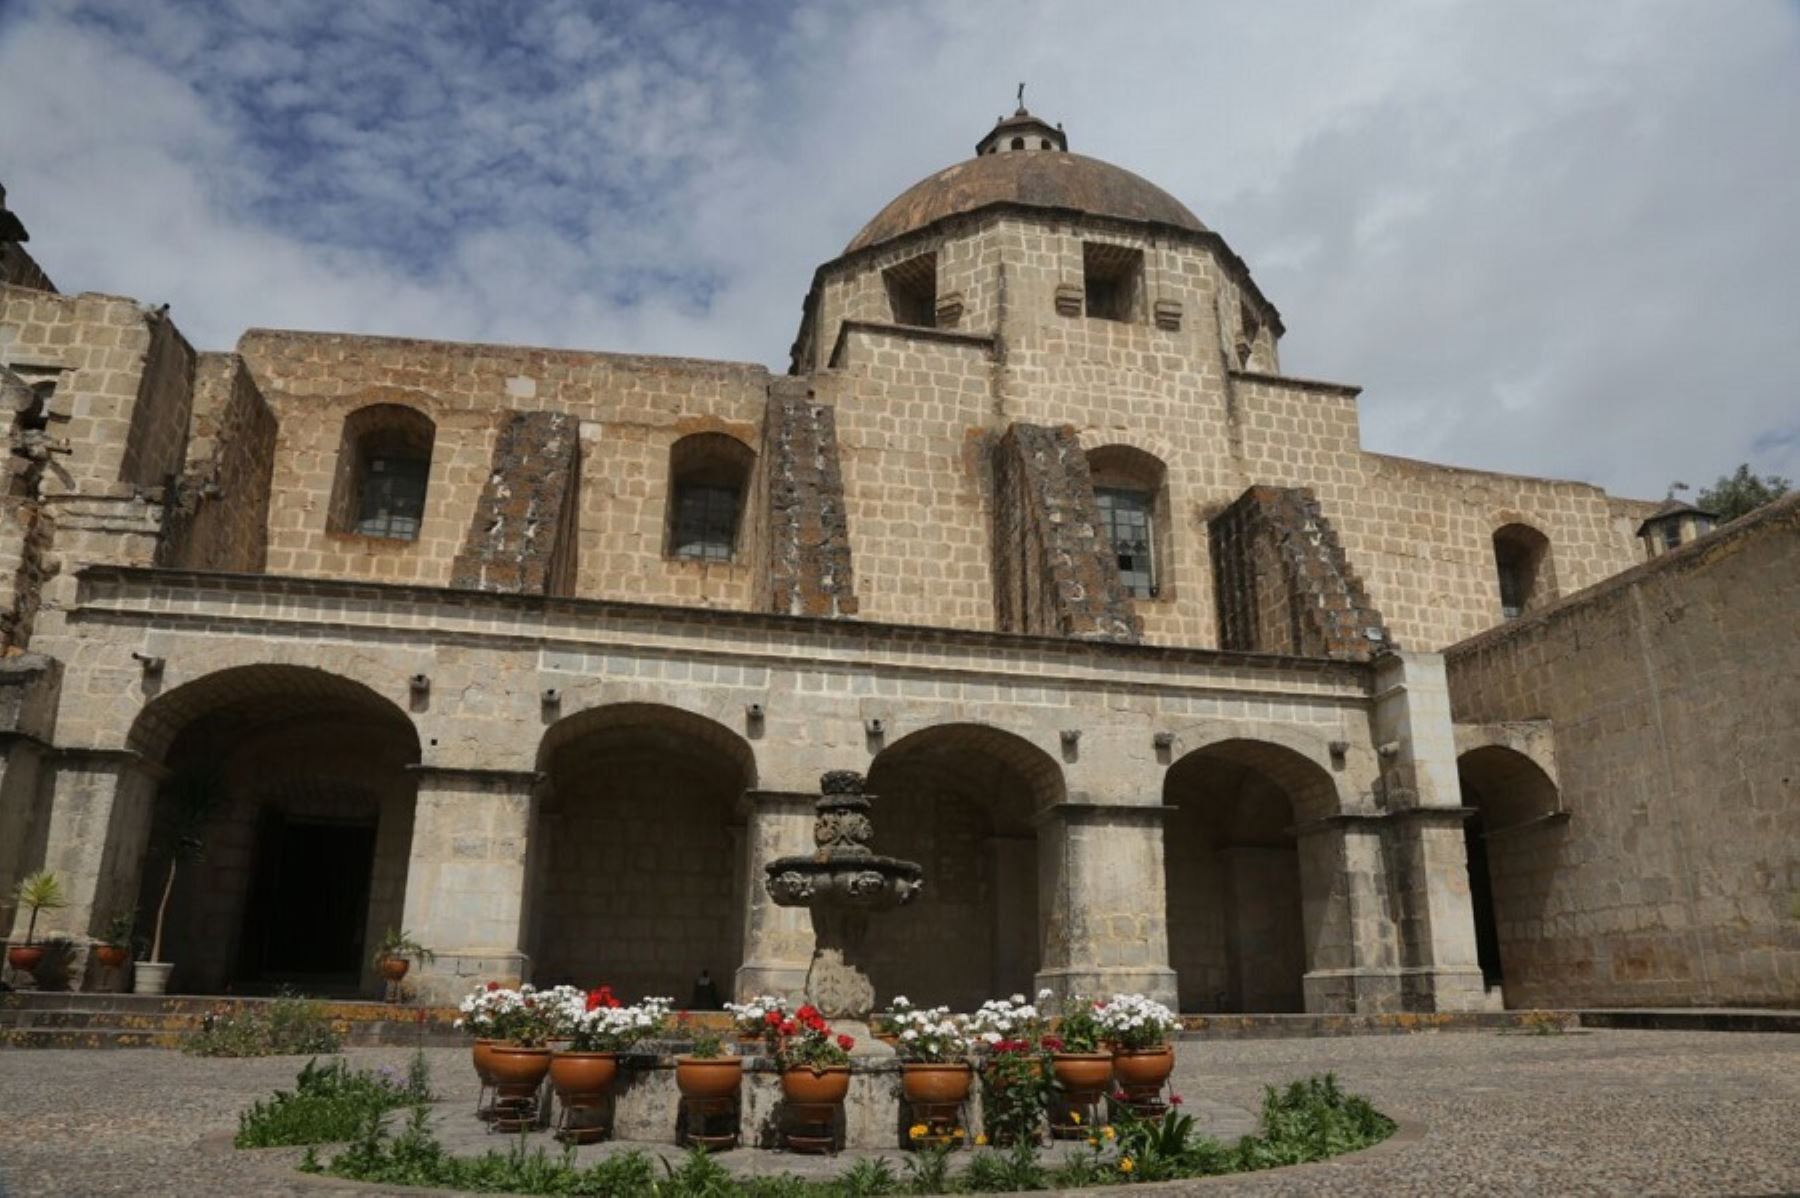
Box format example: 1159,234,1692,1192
411,950,530,1004
1400,966,1489,1013
1034,966,1178,1008
733,961,808,1003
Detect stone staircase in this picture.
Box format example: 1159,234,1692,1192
0,992,464,1050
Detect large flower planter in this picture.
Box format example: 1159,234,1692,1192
901,1061,974,1105
471,1038,499,1085
549,1051,619,1101
780,1064,851,1105
676,1055,745,1101
487,1044,553,1095
1051,1051,1113,1098
1111,1045,1175,1099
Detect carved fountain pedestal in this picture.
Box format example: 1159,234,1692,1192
764,770,924,1058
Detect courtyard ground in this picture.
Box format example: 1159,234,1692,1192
0,1029,1794,1196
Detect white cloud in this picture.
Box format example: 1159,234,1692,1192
1,0,1794,496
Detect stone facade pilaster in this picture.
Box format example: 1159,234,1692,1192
1034,802,1177,1005
1296,817,1401,1013
1371,651,1486,1011
399,766,539,1002
733,789,815,1001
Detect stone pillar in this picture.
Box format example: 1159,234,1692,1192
1296,818,1400,1014
399,766,538,1003
11,749,161,990
0,654,61,941
1371,651,1486,1012
733,790,815,1001
1035,802,1177,1006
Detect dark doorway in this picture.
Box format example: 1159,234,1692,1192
1464,815,1504,986
240,815,376,987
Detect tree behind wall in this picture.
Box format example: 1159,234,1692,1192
1669,464,1792,523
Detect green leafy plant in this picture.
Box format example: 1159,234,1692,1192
236,1054,432,1147
100,908,136,949
837,1157,899,1196
977,1041,1050,1147
678,1011,727,1058
186,991,343,1057
1235,1073,1394,1170
148,769,227,964
900,1142,955,1194
1051,994,1105,1054
10,871,66,945
772,1003,854,1071
372,928,435,966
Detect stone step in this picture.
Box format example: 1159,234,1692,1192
1,1026,188,1050
0,1008,208,1031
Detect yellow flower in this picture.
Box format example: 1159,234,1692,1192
1070,1111,1082,1125
952,1128,966,1139
1120,1158,1135,1174
1087,1136,1099,1148
909,1123,927,1139
1103,1126,1117,1140
975,1134,988,1146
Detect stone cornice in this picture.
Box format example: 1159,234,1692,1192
1228,369,1362,398
71,566,1375,702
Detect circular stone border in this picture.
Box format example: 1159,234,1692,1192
210,1113,1425,1196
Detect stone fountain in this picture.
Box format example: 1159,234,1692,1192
764,770,924,1056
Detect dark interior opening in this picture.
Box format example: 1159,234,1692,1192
240,814,376,987
1464,814,1504,986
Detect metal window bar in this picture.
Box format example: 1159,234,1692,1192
1095,487,1155,598
355,456,429,540
673,484,740,562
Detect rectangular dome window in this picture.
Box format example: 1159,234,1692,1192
884,253,938,328
1083,242,1143,323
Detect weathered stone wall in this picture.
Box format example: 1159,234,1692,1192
759,381,858,617
449,410,580,594
238,330,769,605
0,655,59,933
118,313,195,492
1209,485,1391,659
1446,493,1800,1008
0,497,53,649
159,353,276,572
990,422,1140,641
0,242,56,294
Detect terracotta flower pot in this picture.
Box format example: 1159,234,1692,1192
874,1032,900,1047
7,945,45,973
676,1055,744,1101
472,1038,499,1085
549,1051,618,1100
1051,1051,1113,1098
1111,1045,1174,1097
377,956,411,981
488,1044,552,1095
781,1064,851,1105
901,1061,973,1105
93,944,130,969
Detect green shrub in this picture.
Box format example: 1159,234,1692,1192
187,992,342,1057
236,1054,432,1147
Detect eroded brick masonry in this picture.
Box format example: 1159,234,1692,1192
0,108,1791,1012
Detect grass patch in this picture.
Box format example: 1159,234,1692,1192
186,992,344,1058
237,1054,433,1148
290,1070,1391,1193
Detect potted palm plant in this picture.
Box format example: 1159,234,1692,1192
6,871,66,977
138,770,226,995
373,928,434,983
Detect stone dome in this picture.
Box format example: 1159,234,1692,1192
845,113,1208,254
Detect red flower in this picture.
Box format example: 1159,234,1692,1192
764,1011,783,1027
1042,1036,1065,1053
780,1019,798,1036
486,981,501,992
1170,1094,1184,1106
796,1004,820,1022
836,1034,855,1051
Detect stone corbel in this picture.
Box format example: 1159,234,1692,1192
1054,282,1084,317
1153,298,1183,331
934,291,965,328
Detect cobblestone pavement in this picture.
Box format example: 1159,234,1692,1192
0,1030,1795,1196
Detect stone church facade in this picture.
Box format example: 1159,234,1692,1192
1,112,1793,1012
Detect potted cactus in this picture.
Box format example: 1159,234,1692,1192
6,871,66,976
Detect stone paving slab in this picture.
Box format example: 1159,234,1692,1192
1,1030,1797,1195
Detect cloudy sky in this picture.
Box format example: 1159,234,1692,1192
2,0,1795,498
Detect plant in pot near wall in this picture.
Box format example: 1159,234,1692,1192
547,985,671,1109
893,1003,974,1148
674,1013,743,1100
94,910,136,972
722,994,787,1053
139,770,226,996
872,993,913,1047
372,929,434,989
6,871,67,978
471,982,557,1114
969,991,1054,1146
1045,993,1114,1132
1097,993,1180,1104
773,1003,855,1106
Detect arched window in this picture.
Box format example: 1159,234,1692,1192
1010,137,1025,150
667,433,753,562
1087,445,1169,599
1491,523,1555,619
328,405,435,541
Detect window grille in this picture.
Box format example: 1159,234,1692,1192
355,455,429,540
672,484,740,561
1096,487,1155,598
